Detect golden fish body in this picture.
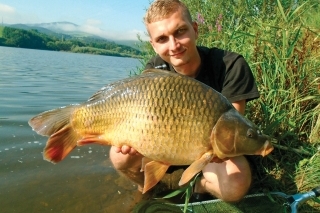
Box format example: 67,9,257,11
73,72,228,165
29,69,273,193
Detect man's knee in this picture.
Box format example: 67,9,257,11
202,156,251,202
221,172,251,202
221,156,251,201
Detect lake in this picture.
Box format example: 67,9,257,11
0,46,147,212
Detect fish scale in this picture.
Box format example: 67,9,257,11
72,72,221,163
29,69,273,193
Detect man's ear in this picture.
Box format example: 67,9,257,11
193,22,199,39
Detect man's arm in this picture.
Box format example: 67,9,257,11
232,100,246,115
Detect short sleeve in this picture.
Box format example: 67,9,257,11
221,53,260,103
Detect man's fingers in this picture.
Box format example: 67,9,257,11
113,145,140,155
121,145,131,154
128,148,137,155
114,146,121,153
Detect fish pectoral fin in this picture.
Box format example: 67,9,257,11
179,151,214,186
77,134,111,146
141,157,153,172
143,161,169,194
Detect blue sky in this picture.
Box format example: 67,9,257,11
0,0,151,40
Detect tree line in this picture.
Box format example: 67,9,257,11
0,26,142,58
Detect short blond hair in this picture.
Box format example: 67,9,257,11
144,0,192,25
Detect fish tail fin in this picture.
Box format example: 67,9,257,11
28,105,79,163
28,105,78,136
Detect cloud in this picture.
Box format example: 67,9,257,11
0,4,149,41
0,3,15,13
123,29,149,41
79,24,149,41
82,18,149,40
85,19,102,26
49,22,149,41
0,3,40,24
0,3,18,23
87,27,149,41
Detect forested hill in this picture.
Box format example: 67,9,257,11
0,26,142,58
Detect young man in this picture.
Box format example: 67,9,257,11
110,0,260,202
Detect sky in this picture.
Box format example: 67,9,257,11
0,0,152,40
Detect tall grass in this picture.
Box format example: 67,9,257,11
183,0,320,140
190,1,320,201
137,0,320,202
191,2,320,207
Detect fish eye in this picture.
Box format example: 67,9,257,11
246,129,256,138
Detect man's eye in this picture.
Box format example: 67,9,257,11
177,28,186,35
157,37,167,43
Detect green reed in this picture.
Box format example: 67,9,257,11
136,0,320,208
185,0,320,144
181,0,320,191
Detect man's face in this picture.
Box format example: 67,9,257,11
147,9,199,71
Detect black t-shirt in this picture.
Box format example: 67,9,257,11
145,46,260,103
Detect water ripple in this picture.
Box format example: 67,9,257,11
0,46,141,213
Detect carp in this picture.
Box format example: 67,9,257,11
29,69,273,193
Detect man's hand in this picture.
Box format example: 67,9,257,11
113,145,140,155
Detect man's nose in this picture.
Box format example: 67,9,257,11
169,36,180,50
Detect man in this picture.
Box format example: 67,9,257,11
110,0,260,202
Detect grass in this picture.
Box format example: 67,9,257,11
136,0,320,211
191,0,320,195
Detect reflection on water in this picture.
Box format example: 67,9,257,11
0,46,147,212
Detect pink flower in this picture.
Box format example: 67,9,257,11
215,14,223,33
197,13,205,24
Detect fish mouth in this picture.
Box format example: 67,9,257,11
256,140,274,157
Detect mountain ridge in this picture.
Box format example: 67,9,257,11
6,21,140,49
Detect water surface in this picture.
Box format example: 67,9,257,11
0,46,145,212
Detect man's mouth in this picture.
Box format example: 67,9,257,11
170,48,186,57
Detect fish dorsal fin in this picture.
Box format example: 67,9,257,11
142,161,169,194
179,151,214,186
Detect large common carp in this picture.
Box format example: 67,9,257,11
29,69,273,193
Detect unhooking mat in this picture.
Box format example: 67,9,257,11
133,193,287,213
